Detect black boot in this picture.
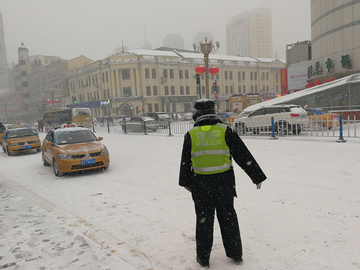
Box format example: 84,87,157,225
196,256,210,268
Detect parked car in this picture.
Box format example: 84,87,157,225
181,112,193,121
144,112,170,128
233,104,309,135
305,108,339,130
2,127,41,156
124,116,158,132
41,127,110,176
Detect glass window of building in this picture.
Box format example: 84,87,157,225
170,69,174,79
122,70,130,80
163,69,168,79
145,68,150,79
186,86,190,95
185,70,189,79
171,86,175,95
180,86,184,95
152,69,156,79
146,86,151,96
165,86,169,95
123,87,131,97
153,86,158,96
179,70,183,79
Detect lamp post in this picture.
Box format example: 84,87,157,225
44,87,59,108
193,37,220,99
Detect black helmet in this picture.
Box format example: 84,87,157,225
193,99,216,121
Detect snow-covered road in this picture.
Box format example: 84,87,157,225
1,131,360,269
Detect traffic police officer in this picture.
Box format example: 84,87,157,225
179,99,267,268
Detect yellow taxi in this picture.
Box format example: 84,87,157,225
305,108,340,130
2,128,41,156
41,127,110,176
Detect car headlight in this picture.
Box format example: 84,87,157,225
57,153,73,160
28,140,41,144
100,147,108,155
10,142,23,146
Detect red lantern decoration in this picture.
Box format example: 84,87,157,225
46,99,52,104
209,66,219,77
314,80,324,86
54,99,60,104
305,82,315,89
325,78,334,83
195,65,206,76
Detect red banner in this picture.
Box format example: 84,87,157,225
280,69,288,96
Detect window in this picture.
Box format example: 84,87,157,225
254,72,258,80
229,71,233,80
106,72,109,82
146,86,151,96
185,70,189,79
250,72,253,80
172,103,176,112
243,86,246,93
238,86,241,93
202,86,205,95
153,86,158,96
180,86,184,95
171,86,175,95
102,73,105,82
230,86,234,94
165,86,169,95
122,70,130,80
147,104,153,113
163,69,168,79
238,71,241,80
107,89,110,98
123,87,131,97
266,72,269,80
21,71,27,76
225,86,229,94
103,89,106,98
251,86,254,92
170,69,174,79
152,69,156,79
225,71,228,80
179,70,183,79
242,72,245,80
145,68,150,79
186,86,190,95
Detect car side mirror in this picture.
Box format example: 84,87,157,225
98,137,103,141
35,133,38,135
45,141,52,146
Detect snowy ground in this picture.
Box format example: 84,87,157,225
1,131,360,270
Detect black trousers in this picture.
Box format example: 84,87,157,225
192,171,242,262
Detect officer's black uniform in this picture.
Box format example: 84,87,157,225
179,99,267,267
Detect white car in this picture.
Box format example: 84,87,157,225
233,104,309,135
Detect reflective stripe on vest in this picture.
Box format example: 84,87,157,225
189,123,232,175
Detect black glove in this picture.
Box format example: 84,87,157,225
184,186,192,192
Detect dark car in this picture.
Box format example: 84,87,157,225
124,116,157,132
144,112,170,128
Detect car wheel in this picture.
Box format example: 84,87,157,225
103,166,109,170
236,123,247,135
52,159,63,177
36,149,41,152
42,151,50,166
275,121,289,136
6,147,11,156
2,145,6,153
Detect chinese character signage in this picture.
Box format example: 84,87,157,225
280,69,288,95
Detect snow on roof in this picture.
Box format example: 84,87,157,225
126,49,285,64
243,73,359,112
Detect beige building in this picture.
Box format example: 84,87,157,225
226,7,273,58
67,49,285,118
309,0,360,81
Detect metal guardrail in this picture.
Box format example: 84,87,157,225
93,116,359,139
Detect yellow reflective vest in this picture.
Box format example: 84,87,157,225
189,123,232,175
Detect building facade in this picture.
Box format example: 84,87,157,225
0,13,8,90
163,34,184,50
309,0,360,82
226,7,273,58
67,49,285,118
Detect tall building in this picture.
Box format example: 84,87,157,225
0,13,9,90
226,7,273,58
308,0,360,82
163,34,184,50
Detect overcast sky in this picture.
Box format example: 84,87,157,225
1,0,310,63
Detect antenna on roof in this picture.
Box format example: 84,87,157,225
122,40,125,53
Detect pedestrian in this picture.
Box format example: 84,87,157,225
179,99,267,268
0,122,5,132
38,118,44,132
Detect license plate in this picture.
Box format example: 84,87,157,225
81,159,96,165
22,145,32,149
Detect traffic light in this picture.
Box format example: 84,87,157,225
196,73,200,85
212,80,217,93
72,96,77,103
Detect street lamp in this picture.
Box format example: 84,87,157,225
44,87,59,108
193,37,220,99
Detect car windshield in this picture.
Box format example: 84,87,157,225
55,130,97,145
8,129,35,138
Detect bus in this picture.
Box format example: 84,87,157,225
43,108,93,130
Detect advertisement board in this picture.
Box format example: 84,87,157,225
287,61,311,91
280,69,288,96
